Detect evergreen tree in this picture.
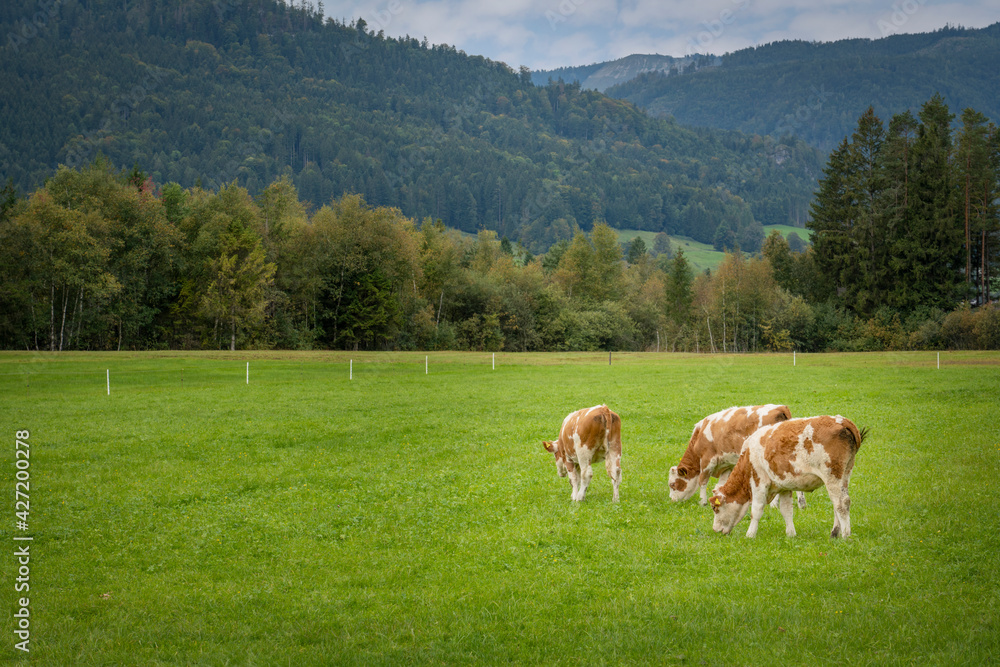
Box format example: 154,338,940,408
808,137,857,305
762,230,793,293
956,109,1000,305
883,111,919,213
891,94,962,312
665,248,693,327
850,107,891,316
627,236,647,264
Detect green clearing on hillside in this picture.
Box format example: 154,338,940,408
1,351,998,665
615,230,718,272
762,223,813,241
617,225,810,273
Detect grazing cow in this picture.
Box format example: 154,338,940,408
668,405,805,508
543,405,622,502
709,415,868,538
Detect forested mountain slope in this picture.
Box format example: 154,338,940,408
607,24,1000,152
0,0,821,251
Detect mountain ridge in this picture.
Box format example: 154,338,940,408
0,0,821,252
532,23,1000,151
611,24,1000,151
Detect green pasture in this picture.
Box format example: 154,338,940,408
618,226,811,273
1,351,998,665
762,223,813,242
617,230,721,272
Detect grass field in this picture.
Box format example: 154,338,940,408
761,224,813,242
617,230,721,272
2,351,999,665
618,226,811,273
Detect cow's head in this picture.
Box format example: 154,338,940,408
709,490,750,535
542,441,568,477
668,465,699,502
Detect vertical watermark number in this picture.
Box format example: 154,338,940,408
13,430,32,653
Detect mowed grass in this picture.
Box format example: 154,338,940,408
1,350,999,665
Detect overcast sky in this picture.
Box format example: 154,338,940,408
313,0,999,71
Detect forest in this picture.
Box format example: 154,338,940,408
609,23,1000,152
1,91,998,354
1,1,997,353
0,0,821,253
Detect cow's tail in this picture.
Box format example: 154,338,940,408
598,409,621,449
842,421,868,453
856,426,869,451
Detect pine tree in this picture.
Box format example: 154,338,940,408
627,236,647,264
891,94,962,312
664,248,693,327
850,107,890,316
956,109,999,304
761,230,793,293
808,137,857,306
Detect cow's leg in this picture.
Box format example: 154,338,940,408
745,490,767,538
575,452,594,502
605,451,622,502
566,461,580,501
826,480,851,537
778,492,796,537
826,482,851,538
698,469,711,506
771,491,806,509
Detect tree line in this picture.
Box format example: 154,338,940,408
1,149,997,353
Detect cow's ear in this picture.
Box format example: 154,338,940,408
542,441,555,453
677,465,688,477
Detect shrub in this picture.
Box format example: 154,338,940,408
941,305,977,349
972,304,1000,349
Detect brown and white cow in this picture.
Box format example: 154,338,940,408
709,415,868,538
543,405,622,502
668,404,805,508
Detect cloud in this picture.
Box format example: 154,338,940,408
535,32,605,70
310,1,1000,70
